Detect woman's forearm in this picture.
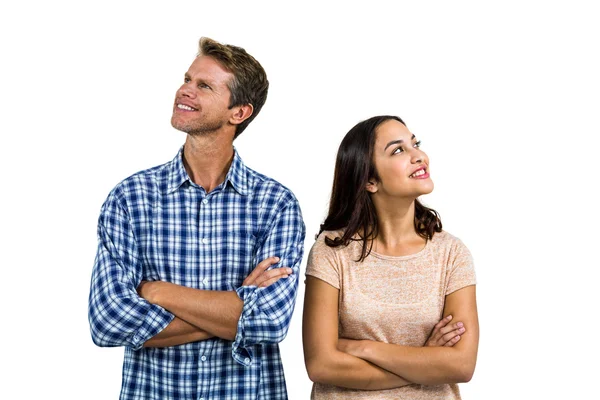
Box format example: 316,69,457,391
306,348,411,390
352,340,475,385
348,286,479,385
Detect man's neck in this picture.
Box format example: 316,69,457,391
182,131,235,193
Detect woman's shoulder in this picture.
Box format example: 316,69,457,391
310,229,357,256
311,229,344,251
316,229,345,242
431,230,472,256
433,230,458,243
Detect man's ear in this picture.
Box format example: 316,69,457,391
229,103,254,126
365,180,378,193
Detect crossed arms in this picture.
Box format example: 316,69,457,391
137,257,293,347
88,191,305,362
302,277,479,390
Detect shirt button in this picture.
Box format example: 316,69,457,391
202,199,208,205
244,357,251,365
203,277,209,285
201,238,208,244
201,356,207,361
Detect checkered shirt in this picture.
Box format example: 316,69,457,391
88,147,306,399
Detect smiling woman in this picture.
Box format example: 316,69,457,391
302,115,479,399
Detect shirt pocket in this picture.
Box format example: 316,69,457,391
220,229,257,289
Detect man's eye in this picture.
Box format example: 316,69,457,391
199,83,210,89
184,77,191,83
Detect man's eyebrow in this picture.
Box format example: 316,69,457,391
384,135,415,150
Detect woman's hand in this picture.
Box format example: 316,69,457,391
337,315,465,358
425,315,465,347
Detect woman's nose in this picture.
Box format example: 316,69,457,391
410,149,423,164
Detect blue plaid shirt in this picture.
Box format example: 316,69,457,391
88,147,306,400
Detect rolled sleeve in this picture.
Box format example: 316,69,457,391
88,192,174,349
231,197,305,366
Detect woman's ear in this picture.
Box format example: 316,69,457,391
365,180,378,193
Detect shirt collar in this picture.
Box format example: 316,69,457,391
225,148,250,196
166,146,250,196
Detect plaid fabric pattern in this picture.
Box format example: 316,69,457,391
88,147,305,399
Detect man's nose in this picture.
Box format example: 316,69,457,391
178,83,195,98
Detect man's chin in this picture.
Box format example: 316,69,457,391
170,119,223,136
171,119,191,134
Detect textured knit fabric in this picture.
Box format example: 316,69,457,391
305,230,475,399
88,147,306,400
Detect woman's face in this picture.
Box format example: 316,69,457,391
368,119,434,199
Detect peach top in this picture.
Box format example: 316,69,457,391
305,230,476,399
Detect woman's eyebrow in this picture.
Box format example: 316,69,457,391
384,134,415,150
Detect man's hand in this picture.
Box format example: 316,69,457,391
243,256,293,288
424,315,465,347
136,256,291,303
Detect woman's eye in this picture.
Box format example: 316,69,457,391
392,147,404,155
414,140,422,148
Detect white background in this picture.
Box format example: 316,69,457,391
1,1,599,398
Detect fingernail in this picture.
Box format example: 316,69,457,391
457,322,463,328
459,327,465,333
286,268,293,274
274,257,280,261
447,315,452,320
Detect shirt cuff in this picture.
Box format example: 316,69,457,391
130,305,175,350
231,285,260,366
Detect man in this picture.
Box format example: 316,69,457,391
88,37,305,399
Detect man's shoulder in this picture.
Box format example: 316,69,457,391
106,159,172,204
244,165,299,207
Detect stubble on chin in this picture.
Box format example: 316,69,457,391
171,117,224,137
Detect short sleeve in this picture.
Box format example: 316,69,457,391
305,232,341,289
445,238,477,295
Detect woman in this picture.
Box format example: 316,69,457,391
303,115,478,399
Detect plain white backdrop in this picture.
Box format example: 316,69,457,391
1,1,599,398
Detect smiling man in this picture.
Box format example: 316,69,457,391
88,37,306,400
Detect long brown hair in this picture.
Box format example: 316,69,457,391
319,115,442,261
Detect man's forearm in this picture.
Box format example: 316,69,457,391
143,317,214,348
141,281,242,340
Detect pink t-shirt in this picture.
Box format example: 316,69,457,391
305,230,476,399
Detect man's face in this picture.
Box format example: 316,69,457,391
171,55,235,135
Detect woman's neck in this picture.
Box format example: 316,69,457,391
371,196,426,256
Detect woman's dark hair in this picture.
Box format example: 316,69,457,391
319,115,442,261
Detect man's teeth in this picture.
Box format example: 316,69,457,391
177,104,196,111
410,169,426,178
